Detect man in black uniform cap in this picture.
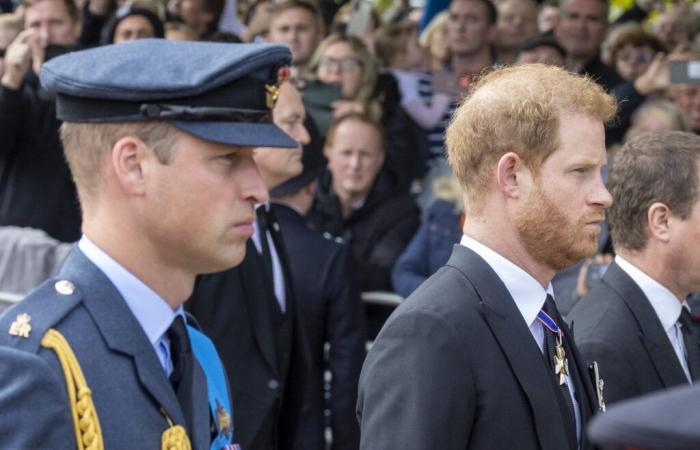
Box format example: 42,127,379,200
187,80,316,450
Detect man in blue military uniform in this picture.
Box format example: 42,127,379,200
0,39,296,449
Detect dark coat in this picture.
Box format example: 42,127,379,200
391,199,462,297
0,73,81,242
307,170,420,292
581,55,623,93
567,262,695,405
272,202,367,450
358,245,599,450
376,72,429,192
187,220,314,450
0,248,212,449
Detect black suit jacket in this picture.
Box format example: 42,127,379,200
357,245,597,450
272,202,367,450
568,261,692,405
187,213,314,450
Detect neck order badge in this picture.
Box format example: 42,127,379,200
537,309,569,385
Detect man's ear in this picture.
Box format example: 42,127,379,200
303,180,317,197
496,152,528,199
647,202,672,243
111,136,149,196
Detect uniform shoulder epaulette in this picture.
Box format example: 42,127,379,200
0,278,83,353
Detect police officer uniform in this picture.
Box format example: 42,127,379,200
0,39,296,450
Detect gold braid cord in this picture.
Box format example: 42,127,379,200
160,410,192,450
41,329,103,450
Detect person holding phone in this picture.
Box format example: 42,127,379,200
0,0,82,242
309,32,428,192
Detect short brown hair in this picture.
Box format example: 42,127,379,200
60,121,180,207
21,0,80,23
608,130,700,252
451,0,498,25
445,64,616,211
270,0,325,35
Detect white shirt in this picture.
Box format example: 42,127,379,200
615,256,692,382
251,204,286,312
460,235,582,442
79,236,184,376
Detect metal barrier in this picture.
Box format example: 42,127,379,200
361,291,403,307
361,291,403,342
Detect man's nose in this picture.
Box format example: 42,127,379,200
241,156,269,205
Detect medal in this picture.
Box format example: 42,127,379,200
537,308,570,385
553,333,569,385
216,400,233,438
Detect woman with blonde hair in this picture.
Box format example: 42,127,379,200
419,11,450,71
308,32,380,119
307,32,429,192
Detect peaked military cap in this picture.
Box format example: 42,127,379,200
587,383,700,449
40,39,296,148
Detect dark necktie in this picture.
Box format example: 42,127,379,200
541,295,577,449
678,308,700,381
256,207,275,286
168,315,195,433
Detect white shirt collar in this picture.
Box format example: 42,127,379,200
78,236,180,346
460,235,554,327
615,256,686,331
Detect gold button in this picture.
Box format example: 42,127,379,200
54,280,75,295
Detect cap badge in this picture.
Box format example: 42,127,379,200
9,313,32,338
265,66,289,109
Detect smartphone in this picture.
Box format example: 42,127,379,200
346,0,373,37
670,60,700,85
302,80,342,137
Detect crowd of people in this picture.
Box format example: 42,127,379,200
1,0,700,448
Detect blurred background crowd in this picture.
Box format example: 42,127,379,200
2,0,700,446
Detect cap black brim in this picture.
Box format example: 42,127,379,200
171,121,297,149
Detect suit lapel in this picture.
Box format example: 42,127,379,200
58,250,185,426
603,263,688,387
448,246,571,450
239,240,279,376
554,305,597,448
